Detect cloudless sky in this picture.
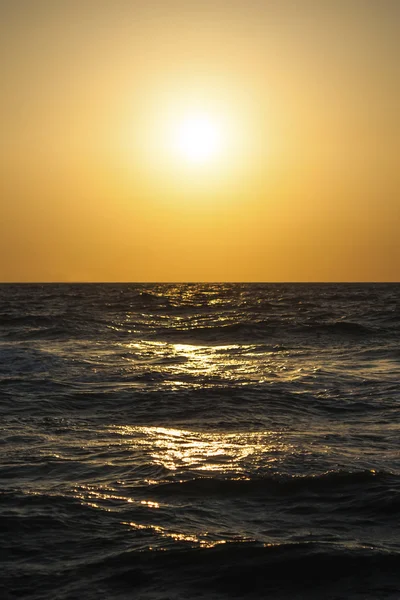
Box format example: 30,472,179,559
1,0,399,281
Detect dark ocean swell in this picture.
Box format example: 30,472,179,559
0,283,399,599
2,542,399,600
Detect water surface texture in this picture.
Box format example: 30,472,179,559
1,283,399,599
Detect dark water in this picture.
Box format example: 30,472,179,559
0,283,399,600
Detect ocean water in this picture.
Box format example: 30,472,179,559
0,283,399,600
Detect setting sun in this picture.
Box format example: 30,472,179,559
172,112,224,164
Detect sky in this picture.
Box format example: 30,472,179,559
0,0,399,282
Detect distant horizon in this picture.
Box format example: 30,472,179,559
1,281,399,285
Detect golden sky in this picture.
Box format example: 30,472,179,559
1,0,399,282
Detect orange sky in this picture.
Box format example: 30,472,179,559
0,0,399,282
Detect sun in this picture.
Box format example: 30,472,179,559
172,112,224,165
121,87,256,185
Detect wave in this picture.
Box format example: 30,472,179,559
0,313,377,342
145,470,399,501
2,538,399,599
150,320,281,343
55,542,400,599
148,318,385,345
0,314,58,327
114,540,400,583
299,320,376,336
0,308,393,345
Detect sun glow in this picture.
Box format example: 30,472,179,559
172,112,224,164
119,82,263,197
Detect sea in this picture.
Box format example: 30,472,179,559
0,283,399,600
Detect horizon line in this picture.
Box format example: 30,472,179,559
0,281,399,285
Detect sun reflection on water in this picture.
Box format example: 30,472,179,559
116,425,289,474
121,520,227,548
117,339,307,387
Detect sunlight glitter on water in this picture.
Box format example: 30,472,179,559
121,520,228,548
115,425,290,473
118,339,290,385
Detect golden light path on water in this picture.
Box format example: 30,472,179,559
53,425,293,550
66,424,293,549
118,340,308,384
48,339,336,550
116,425,291,473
